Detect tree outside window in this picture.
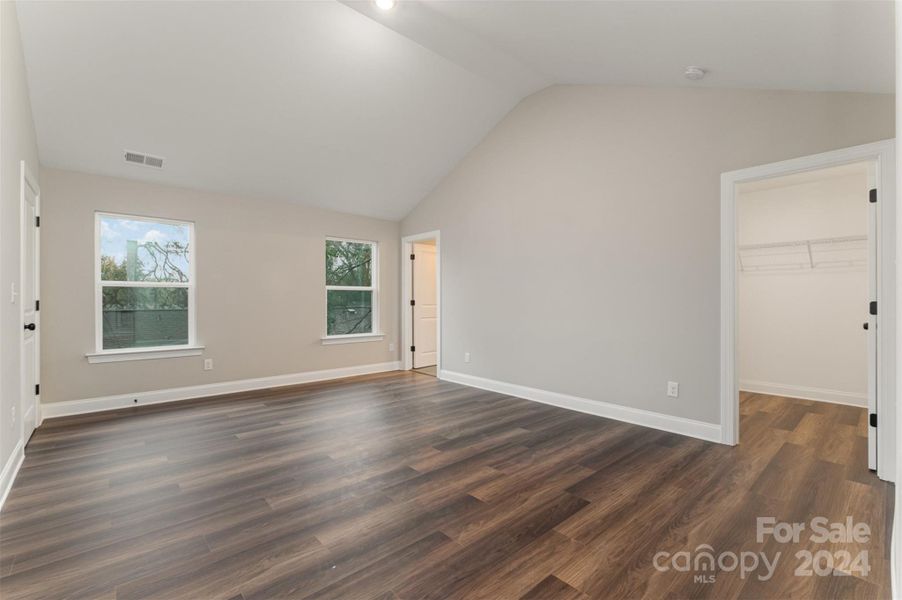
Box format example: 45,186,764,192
325,239,377,336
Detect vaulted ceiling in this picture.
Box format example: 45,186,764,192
16,1,894,219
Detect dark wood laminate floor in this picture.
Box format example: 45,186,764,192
0,372,893,599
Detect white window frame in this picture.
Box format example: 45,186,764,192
322,236,383,344
87,211,202,363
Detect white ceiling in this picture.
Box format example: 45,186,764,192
419,0,894,93
16,1,894,220
15,1,520,219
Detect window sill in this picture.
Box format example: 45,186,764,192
86,345,205,363
321,333,385,345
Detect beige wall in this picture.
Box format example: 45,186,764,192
40,168,400,404
894,0,902,581
1,2,40,474
402,85,894,425
737,170,869,405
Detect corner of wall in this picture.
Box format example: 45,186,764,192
893,1,901,596
399,87,552,233
0,0,41,498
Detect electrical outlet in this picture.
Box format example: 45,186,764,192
10,405,16,423
464,352,471,363
389,342,395,352
667,381,679,398
204,358,214,371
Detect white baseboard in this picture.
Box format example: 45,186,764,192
42,361,401,419
0,439,24,511
439,370,722,443
739,380,867,407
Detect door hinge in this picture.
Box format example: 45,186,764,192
869,188,877,203
35,215,40,227
869,413,877,427
410,345,415,352
870,301,878,315
410,253,415,260
35,299,40,311
35,384,40,395
410,299,415,306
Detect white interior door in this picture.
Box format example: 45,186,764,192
21,162,40,443
866,163,877,471
412,243,437,369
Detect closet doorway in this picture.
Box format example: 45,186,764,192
401,231,440,377
720,140,896,483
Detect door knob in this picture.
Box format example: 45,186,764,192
23,323,35,331
863,322,869,330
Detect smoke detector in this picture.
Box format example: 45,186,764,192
684,66,706,81
124,150,164,169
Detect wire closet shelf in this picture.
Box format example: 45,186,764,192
737,235,867,272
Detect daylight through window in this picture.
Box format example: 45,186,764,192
96,213,195,351
325,238,377,336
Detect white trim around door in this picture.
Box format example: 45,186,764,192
720,139,896,483
401,231,441,373
20,161,41,435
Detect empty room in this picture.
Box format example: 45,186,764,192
0,1,900,599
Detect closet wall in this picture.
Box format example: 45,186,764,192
737,163,870,406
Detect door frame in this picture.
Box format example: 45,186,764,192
720,139,896,482
401,230,440,372
19,160,41,435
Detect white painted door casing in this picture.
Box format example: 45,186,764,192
20,162,40,442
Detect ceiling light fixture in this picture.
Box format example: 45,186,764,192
374,0,396,10
684,66,706,81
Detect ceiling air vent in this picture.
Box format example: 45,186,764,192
143,155,164,168
123,150,164,169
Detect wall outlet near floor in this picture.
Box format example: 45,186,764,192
389,342,395,352
667,381,679,398
464,352,471,363
204,358,214,371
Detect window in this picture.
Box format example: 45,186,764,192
94,213,196,355
325,238,379,338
